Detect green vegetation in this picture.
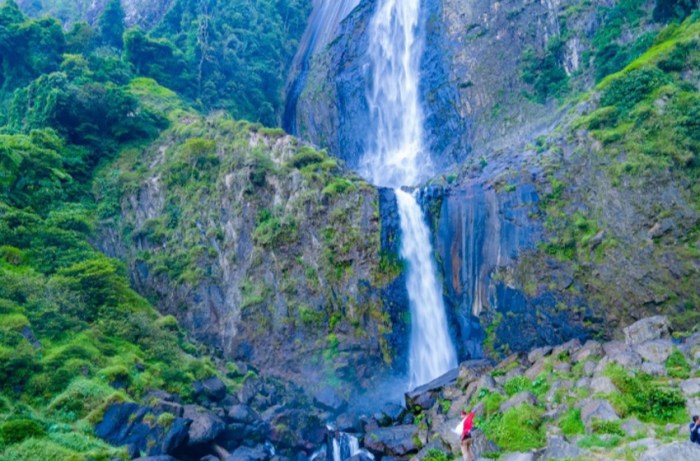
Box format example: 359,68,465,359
558,408,585,436
666,349,692,379
521,38,569,102
605,364,686,422
481,403,545,452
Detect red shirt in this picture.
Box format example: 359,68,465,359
461,412,475,439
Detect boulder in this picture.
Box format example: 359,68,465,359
183,405,225,447
582,362,596,377
406,390,437,411
640,442,700,460
590,377,617,394
579,400,619,429
553,362,571,374
681,378,700,396
686,397,700,416
133,457,180,461
501,453,535,461
641,362,667,377
364,425,420,456
540,435,584,460
628,437,659,450
635,340,673,364
551,339,582,358
313,386,347,413
226,445,269,461
464,375,498,402
527,346,553,364
161,417,191,454
621,418,646,437
228,405,259,424
470,429,499,458
603,341,629,357
572,340,603,363
336,412,362,433
608,351,642,370
380,403,405,423
544,380,572,404
411,437,451,461
194,377,227,402
457,360,493,388
500,392,537,413
624,316,671,345
525,359,547,380
495,353,521,371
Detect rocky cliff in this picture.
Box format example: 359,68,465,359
95,111,413,396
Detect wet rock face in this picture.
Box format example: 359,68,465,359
293,0,468,174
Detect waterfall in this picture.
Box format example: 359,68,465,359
396,189,458,389
363,0,457,389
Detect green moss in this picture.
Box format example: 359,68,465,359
591,419,625,436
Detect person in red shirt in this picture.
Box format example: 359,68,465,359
459,410,475,461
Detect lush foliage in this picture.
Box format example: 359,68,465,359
0,4,224,459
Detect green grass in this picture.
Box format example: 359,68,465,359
559,408,585,436
481,403,546,452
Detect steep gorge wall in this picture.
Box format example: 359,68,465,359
18,0,174,28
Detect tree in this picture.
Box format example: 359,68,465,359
98,0,125,49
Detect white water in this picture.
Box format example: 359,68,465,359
363,0,457,389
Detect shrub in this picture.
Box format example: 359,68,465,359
423,448,448,461
0,419,46,446
481,403,545,452
504,376,531,396
591,419,625,436
48,378,114,420
558,408,585,436
288,147,325,169
600,67,671,112
666,349,691,379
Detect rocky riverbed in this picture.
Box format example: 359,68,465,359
95,315,700,461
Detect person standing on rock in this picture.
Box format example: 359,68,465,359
459,410,476,461
690,415,700,444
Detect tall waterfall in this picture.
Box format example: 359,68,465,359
363,0,457,389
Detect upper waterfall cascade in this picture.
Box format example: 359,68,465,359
363,0,458,389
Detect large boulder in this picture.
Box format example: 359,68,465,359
226,445,269,461
457,360,493,388
313,386,347,413
681,378,700,396
540,435,585,460
527,346,553,364
194,377,227,402
579,399,619,429
621,418,646,438
572,340,603,363
590,377,617,394
227,405,259,424
551,339,582,358
183,405,225,447
499,392,537,413
160,417,191,454
640,442,700,460
364,425,421,456
624,316,671,345
635,340,673,364
501,453,535,461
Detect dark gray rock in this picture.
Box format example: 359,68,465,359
133,457,180,461
527,346,553,364
226,445,269,461
313,386,347,413
228,405,259,424
194,377,227,402
579,399,619,429
500,391,537,413
380,403,405,423
161,417,191,454
540,435,585,459
183,405,225,447
336,412,362,432
364,425,420,456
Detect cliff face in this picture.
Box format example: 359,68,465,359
96,114,411,394
287,0,699,359
292,0,467,173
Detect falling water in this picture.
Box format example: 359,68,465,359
363,0,457,389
